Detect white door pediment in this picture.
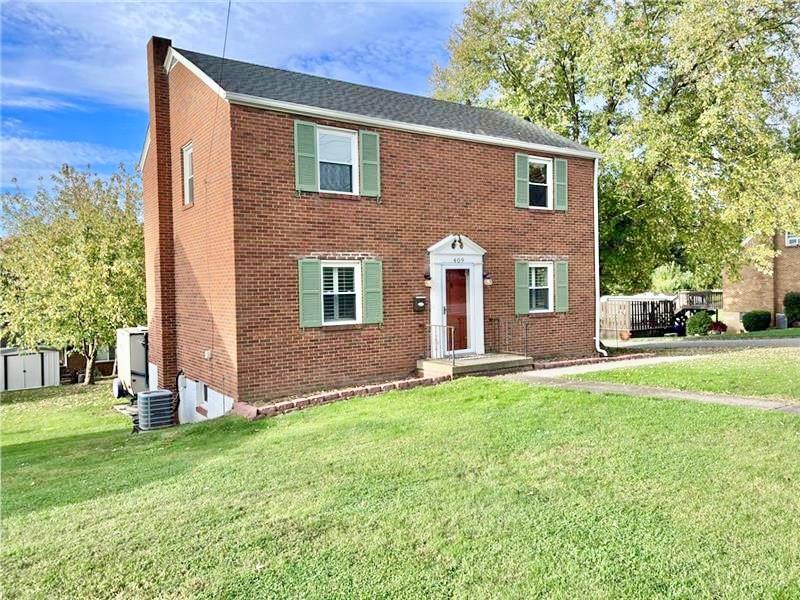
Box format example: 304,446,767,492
427,234,486,257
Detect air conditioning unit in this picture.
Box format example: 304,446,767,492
137,389,175,431
114,326,148,398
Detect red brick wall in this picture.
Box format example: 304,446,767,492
166,61,238,399
229,105,598,402
143,37,177,389
774,233,800,316
722,233,800,323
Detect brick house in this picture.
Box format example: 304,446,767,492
721,232,800,331
140,37,602,421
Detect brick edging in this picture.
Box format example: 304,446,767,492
532,353,656,370
232,375,452,421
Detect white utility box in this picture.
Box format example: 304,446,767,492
115,326,149,397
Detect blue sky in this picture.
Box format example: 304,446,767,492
0,1,465,192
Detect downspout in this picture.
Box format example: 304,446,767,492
593,157,608,356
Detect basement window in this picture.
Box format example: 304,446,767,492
528,157,553,209
182,143,194,205
528,262,553,312
318,127,359,194
321,261,362,325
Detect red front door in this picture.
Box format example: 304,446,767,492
446,269,468,351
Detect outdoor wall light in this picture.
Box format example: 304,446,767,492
424,272,432,287
483,273,493,286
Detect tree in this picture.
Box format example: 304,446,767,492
650,262,698,294
434,0,800,293
1,165,145,384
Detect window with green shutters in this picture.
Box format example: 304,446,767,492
514,154,568,211
514,260,569,314
298,258,383,327
294,120,380,197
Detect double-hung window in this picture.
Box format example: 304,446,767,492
181,143,194,205
786,232,799,247
322,261,362,324
529,262,553,312
318,127,359,194
528,157,553,209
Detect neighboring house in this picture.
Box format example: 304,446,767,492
722,232,800,331
140,37,602,419
61,346,116,381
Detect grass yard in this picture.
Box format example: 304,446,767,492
3,379,800,598
574,348,800,402
721,327,800,339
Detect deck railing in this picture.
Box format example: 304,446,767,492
675,290,723,311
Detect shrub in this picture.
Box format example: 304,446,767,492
686,310,713,335
709,321,728,334
784,291,800,326
741,310,771,332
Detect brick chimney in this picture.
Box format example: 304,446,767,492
143,36,177,390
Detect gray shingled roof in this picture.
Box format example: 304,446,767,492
175,48,597,155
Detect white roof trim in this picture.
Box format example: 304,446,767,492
137,125,150,173
164,46,600,159
226,92,600,159
427,234,487,255
164,48,226,99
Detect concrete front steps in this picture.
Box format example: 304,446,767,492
416,353,533,378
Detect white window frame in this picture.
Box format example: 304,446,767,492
786,232,799,247
96,345,115,363
317,126,359,195
528,156,553,210
528,261,554,313
320,260,362,325
181,143,194,205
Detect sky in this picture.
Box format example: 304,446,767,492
0,1,465,193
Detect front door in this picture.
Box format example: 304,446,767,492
445,268,469,351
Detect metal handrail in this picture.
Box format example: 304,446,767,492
425,324,456,369
487,317,529,357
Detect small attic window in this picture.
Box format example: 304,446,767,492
182,143,194,205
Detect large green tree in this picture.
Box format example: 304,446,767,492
434,0,800,293
1,165,145,384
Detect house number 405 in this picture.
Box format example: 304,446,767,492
452,257,464,263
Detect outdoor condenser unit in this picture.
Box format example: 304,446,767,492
137,389,175,431
115,326,148,397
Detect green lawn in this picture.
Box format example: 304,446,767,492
720,326,800,339
574,348,800,401
3,380,800,598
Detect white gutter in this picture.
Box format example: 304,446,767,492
593,157,607,356
163,47,601,160
137,125,150,173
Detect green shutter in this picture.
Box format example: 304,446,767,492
362,260,383,324
359,131,381,197
554,158,568,211
294,120,318,192
515,153,529,208
555,261,569,312
515,261,529,315
298,259,322,327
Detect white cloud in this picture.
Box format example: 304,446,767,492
1,1,464,111
0,137,138,191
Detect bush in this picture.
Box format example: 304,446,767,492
686,310,713,335
741,310,771,332
709,321,728,334
784,291,800,326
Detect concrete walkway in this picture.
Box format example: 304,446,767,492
605,336,800,350
502,355,800,415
